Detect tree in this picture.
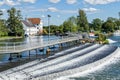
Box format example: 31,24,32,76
0,10,8,37
92,18,103,31
68,16,78,32
63,20,71,33
0,21,8,37
77,10,89,32
7,7,24,36
102,17,117,33
59,25,64,33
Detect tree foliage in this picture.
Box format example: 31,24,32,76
7,7,24,36
77,10,89,32
102,17,116,33
0,20,8,37
92,18,103,31
0,10,8,37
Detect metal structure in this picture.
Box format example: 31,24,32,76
0,36,82,54
48,15,51,41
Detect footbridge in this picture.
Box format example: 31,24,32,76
0,36,82,54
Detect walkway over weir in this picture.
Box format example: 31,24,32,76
0,36,82,54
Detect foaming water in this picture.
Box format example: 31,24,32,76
107,39,116,43
56,48,120,80
0,44,119,80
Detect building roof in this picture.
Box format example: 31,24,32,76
28,18,41,25
22,20,35,27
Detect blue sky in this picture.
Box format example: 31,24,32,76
0,0,120,26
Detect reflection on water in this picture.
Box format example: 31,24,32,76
0,35,60,62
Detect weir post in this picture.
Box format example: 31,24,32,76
46,48,50,56
8,53,13,62
29,50,31,59
35,49,38,58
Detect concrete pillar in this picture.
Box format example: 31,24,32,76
8,53,13,61
35,49,38,58
29,50,31,59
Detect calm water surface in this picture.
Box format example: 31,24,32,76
0,35,60,62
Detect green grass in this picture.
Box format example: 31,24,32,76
0,36,23,41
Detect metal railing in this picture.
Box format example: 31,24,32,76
0,36,81,54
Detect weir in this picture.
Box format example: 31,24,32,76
0,43,119,80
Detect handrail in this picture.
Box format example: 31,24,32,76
0,36,81,54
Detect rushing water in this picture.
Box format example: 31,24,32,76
1,35,120,80
67,35,120,80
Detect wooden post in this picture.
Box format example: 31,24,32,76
46,48,50,56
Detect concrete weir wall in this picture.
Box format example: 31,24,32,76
34,46,120,80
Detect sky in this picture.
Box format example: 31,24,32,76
0,0,120,26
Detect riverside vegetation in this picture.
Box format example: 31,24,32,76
0,8,120,42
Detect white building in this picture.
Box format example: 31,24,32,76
22,18,43,36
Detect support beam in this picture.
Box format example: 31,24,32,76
29,50,31,59
8,53,13,62
35,49,38,58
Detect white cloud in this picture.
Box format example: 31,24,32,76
48,7,58,12
6,0,20,6
47,7,77,13
84,0,120,5
61,10,77,14
82,7,99,12
23,6,77,14
49,0,60,3
29,9,48,12
0,0,36,6
20,0,37,3
66,0,77,4
0,0,20,6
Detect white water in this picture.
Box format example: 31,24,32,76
0,44,118,80
107,39,117,43
0,44,90,75
55,48,120,80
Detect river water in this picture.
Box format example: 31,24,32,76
1,35,120,80
68,35,120,80
0,35,61,63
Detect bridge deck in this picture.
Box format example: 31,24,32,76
0,37,81,54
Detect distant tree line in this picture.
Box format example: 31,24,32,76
43,10,120,35
0,7,24,37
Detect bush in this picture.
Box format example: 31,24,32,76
103,39,109,44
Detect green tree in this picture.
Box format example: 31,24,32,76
0,21,8,37
68,16,78,32
63,20,71,33
77,10,89,32
114,19,120,30
92,18,103,31
59,25,64,33
7,7,24,36
102,18,116,33
0,10,8,37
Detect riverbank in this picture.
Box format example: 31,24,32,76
0,36,23,41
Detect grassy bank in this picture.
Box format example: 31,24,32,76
0,36,23,41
